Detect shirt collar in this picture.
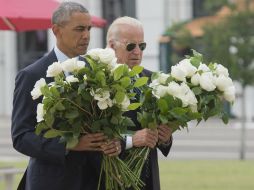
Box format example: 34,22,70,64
54,46,79,62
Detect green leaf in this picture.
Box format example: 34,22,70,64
113,65,125,80
221,112,229,124
44,112,54,127
167,121,181,132
120,77,131,88
134,77,148,87
35,122,49,135
148,121,157,129
50,86,60,98
55,101,65,111
159,114,169,124
122,117,135,127
40,85,51,97
65,109,79,119
111,116,119,125
44,129,61,138
85,57,96,70
129,65,144,77
78,83,86,94
128,103,141,110
66,137,79,149
192,87,202,95
114,91,125,104
96,71,106,86
103,127,114,137
157,99,168,114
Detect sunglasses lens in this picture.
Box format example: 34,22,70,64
126,42,146,51
139,43,146,51
126,43,136,51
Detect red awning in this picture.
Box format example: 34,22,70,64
0,0,107,31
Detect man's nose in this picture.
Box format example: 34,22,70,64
132,45,142,54
81,30,90,39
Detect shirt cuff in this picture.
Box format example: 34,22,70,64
126,135,133,149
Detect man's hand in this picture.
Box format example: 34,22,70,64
101,139,121,157
158,124,172,144
132,128,158,148
68,133,107,151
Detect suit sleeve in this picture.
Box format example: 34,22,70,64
157,136,173,157
11,69,66,164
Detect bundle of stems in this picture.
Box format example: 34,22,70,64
98,155,145,190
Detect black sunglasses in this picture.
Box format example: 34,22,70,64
126,42,146,52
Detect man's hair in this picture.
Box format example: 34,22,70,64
106,16,143,44
52,2,89,25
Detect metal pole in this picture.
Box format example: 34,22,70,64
240,85,246,160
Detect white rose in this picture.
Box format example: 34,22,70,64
215,64,229,77
92,89,110,101
191,73,200,86
178,83,197,107
215,75,233,91
199,72,216,91
97,99,113,110
98,48,116,64
171,65,186,82
152,85,168,98
66,75,79,83
179,59,197,77
198,63,210,72
185,90,198,107
36,103,45,122
61,58,78,73
31,78,46,100
149,79,160,88
76,61,86,70
223,86,235,103
46,61,63,77
157,73,170,84
167,81,181,97
86,48,102,61
97,100,108,110
109,58,118,70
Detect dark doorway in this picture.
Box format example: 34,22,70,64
17,30,48,70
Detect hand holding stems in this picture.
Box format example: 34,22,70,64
132,128,158,148
158,124,173,144
67,133,122,157
67,133,107,151
101,139,122,157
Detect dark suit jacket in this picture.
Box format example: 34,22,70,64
11,50,90,190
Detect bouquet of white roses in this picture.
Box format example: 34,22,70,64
139,50,235,131
126,50,236,181
31,48,148,190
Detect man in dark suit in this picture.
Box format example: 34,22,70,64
106,16,173,190
11,2,121,190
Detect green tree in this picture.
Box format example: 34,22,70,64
201,10,254,160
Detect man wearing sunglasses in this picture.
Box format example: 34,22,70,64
106,16,173,190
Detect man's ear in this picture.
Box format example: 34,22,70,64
52,24,60,36
108,40,115,49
